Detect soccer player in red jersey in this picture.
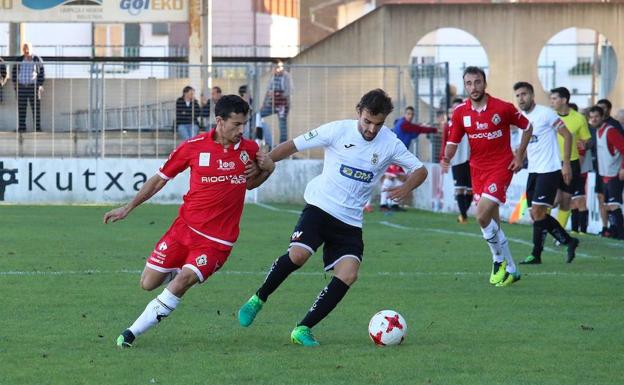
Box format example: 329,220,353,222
104,95,275,347
441,67,533,286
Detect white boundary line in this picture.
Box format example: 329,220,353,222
252,203,619,261
1,269,622,278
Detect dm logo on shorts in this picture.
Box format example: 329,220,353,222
488,183,497,193
340,164,374,183
196,255,208,266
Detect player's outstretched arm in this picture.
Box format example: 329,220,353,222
509,124,533,172
384,166,428,203
268,140,298,162
103,174,168,224
246,151,275,190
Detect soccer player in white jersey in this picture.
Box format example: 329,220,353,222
513,82,580,264
237,89,428,346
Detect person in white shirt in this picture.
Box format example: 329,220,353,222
238,89,428,346
513,82,579,264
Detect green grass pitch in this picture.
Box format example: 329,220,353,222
1,204,622,385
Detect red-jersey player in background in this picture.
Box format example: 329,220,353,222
441,67,533,287
104,95,275,347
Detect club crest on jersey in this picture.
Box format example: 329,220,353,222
488,183,497,193
240,150,250,164
303,129,318,141
371,153,379,165
492,114,501,125
340,164,374,183
463,116,472,127
196,254,208,266
158,242,168,251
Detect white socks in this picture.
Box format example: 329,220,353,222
481,219,504,263
481,219,516,273
380,178,402,206
129,288,181,337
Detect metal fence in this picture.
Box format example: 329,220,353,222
0,61,445,160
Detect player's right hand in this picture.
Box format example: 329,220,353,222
103,206,129,224
562,162,572,185
256,151,275,173
440,158,450,173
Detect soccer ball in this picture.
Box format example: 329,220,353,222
368,310,407,346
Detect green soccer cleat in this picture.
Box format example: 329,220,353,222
496,271,521,287
489,260,507,285
116,329,135,348
238,294,264,327
519,255,541,265
291,325,320,347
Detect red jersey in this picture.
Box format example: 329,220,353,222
158,130,259,246
448,94,530,171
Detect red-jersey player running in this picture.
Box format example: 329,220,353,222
104,95,275,347
441,67,533,287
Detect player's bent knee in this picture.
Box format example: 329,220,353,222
167,268,199,297
337,271,358,286
288,247,312,266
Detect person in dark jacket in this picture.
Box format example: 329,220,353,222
393,106,437,148
175,86,201,140
11,42,45,132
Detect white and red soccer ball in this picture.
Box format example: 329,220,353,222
368,310,407,346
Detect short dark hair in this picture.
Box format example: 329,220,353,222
405,106,415,112
513,81,534,94
588,105,604,116
462,66,486,82
212,86,222,94
182,85,194,95
214,95,250,120
568,103,579,112
356,89,394,116
238,85,247,96
550,87,570,102
597,98,612,110
451,97,464,105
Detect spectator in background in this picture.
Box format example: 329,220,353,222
12,42,45,132
254,113,273,151
211,86,222,105
176,86,201,140
590,105,624,239
0,57,7,104
260,60,293,143
239,84,254,138
393,106,438,148
597,99,624,134
199,86,223,130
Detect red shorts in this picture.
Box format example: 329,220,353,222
470,166,513,204
147,217,232,282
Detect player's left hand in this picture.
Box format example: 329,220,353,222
244,160,260,179
384,186,410,203
256,151,275,173
508,155,523,173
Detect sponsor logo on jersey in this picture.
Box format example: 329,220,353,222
200,175,246,184
468,129,503,140
371,153,379,165
199,152,211,167
240,151,250,164
196,254,208,266
303,130,318,141
340,164,374,183
291,231,303,241
492,114,502,125
217,159,236,171
463,116,472,127
476,122,489,130
488,183,497,193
